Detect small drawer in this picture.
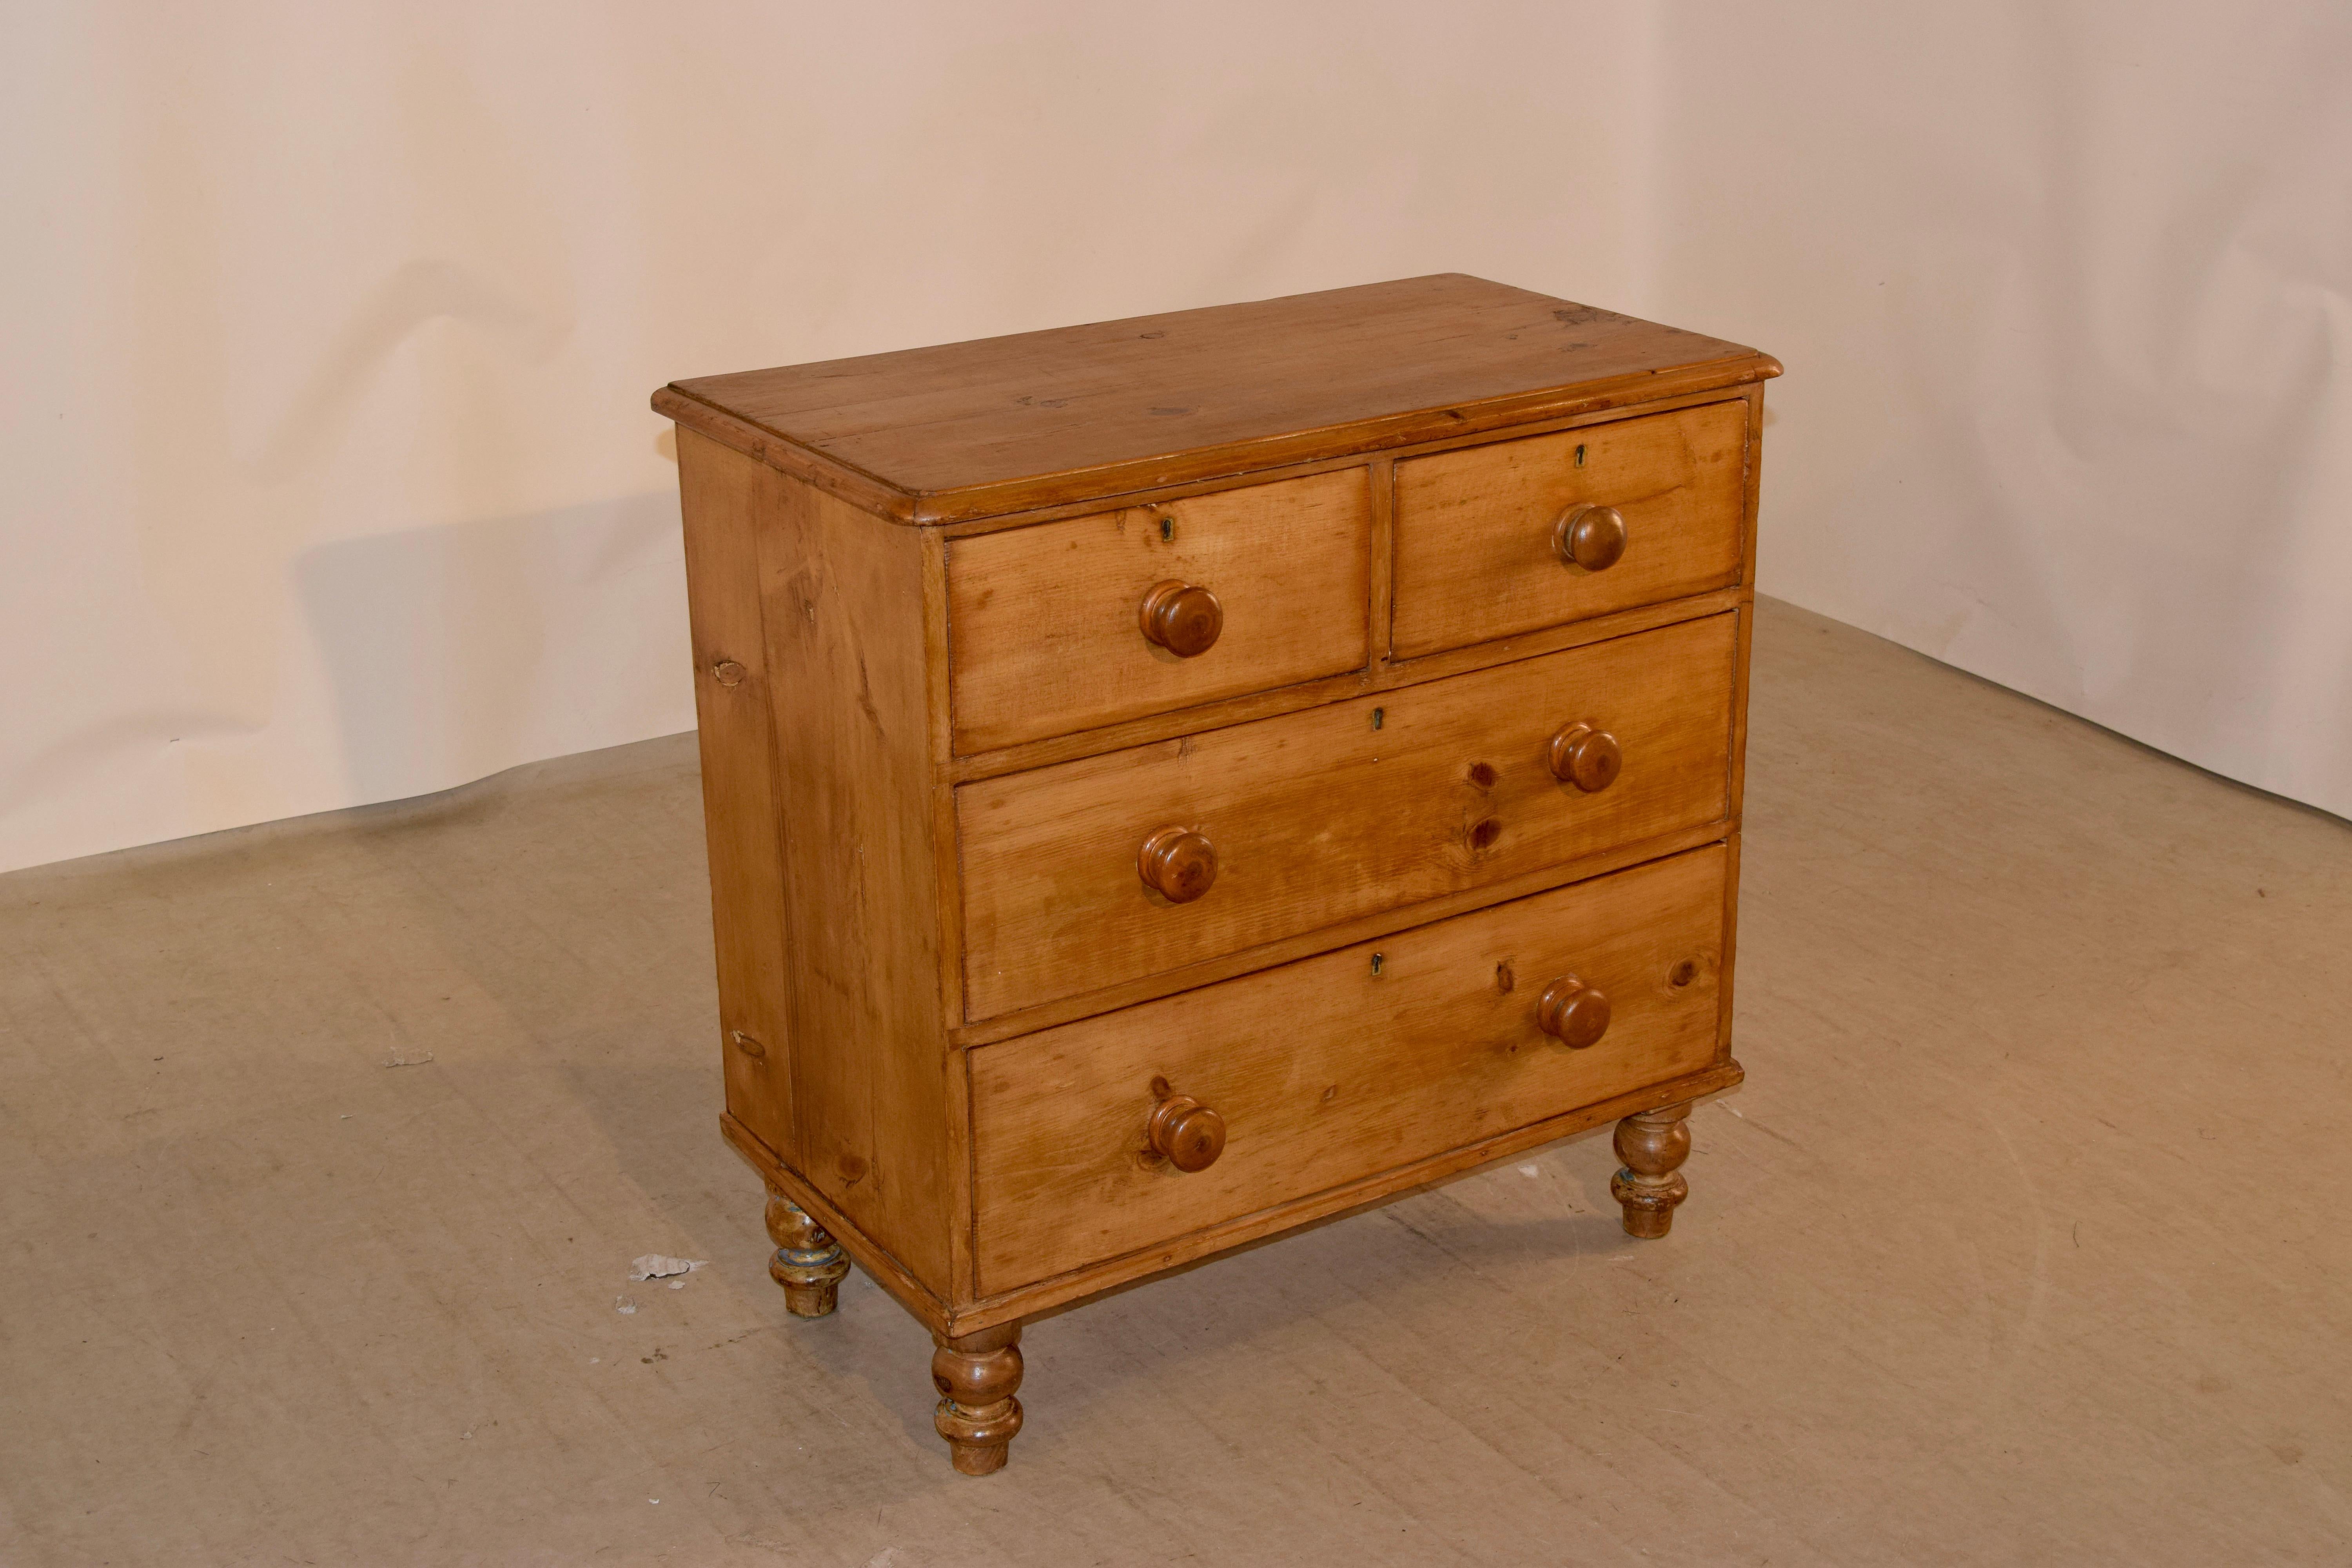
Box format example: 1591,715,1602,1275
1391,399,1749,660
947,468,1373,753
956,612,1736,1022
969,843,1729,1293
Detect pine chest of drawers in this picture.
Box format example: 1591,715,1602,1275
654,274,1779,1474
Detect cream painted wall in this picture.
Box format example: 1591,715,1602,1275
6,2,2348,875
1649,4,2352,821
2,0,1666,873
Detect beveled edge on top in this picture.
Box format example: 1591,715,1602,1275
653,280,1782,528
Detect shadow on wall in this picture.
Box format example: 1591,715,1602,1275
294,492,695,808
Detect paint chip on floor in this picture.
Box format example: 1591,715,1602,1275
1517,1164,1541,1178
615,1297,637,1315
629,1255,707,1281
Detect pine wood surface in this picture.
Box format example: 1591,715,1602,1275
654,274,1778,523
956,613,1739,1021
968,845,1728,1292
724,1054,1745,1336
912,383,1767,543
660,277,1775,1471
763,1191,851,1318
750,470,954,1293
946,820,1736,1048
1392,396,1750,658
931,1325,1025,1475
1716,390,1768,1060
675,431,799,1163
947,466,1372,753
1611,1103,1696,1239
942,586,1748,786
723,1115,952,1332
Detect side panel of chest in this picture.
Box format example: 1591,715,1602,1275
676,431,800,1165
684,441,960,1298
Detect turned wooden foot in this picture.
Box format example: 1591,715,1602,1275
1611,1102,1693,1238
764,1191,850,1317
931,1323,1023,1475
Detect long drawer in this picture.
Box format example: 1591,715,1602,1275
969,843,1730,1293
956,612,1737,1022
1391,398,1748,659
947,467,1373,753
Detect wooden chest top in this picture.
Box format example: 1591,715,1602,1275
653,273,1779,523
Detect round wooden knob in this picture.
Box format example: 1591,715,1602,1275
1140,581,1224,657
1554,504,1628,572
1537,975,1612,1049
1138,826,1218,903
1148,1096,1226,1172
1548,722,1622,792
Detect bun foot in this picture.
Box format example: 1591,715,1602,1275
1611,1103,1693,1238
764,1191,851,1317
931,1323,1024,1475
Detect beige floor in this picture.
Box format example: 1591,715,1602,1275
3,597,2347,1566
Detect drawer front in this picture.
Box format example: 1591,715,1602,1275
970,844,1729,1293
1391,399,1748,660
947,468,1373,753
958,612,1736,1022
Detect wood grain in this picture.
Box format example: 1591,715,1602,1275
957,614,1739,1022
947,468,1370,752
1610,1103,1694,1238
917,528,982,1302
755,476,954,1293
920,383,1777,544
734,1058,1740,1340
1717,387,1767,1065
764,1190,850,1317
722,1114,950,1334
969,845,1729,1292
674,431,799,1163
931,1325,1024,1475
1392,398,1749,659
942,588,1747,785
948,822,1733,1047
665,278,1778,1450
655,275,1777,524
